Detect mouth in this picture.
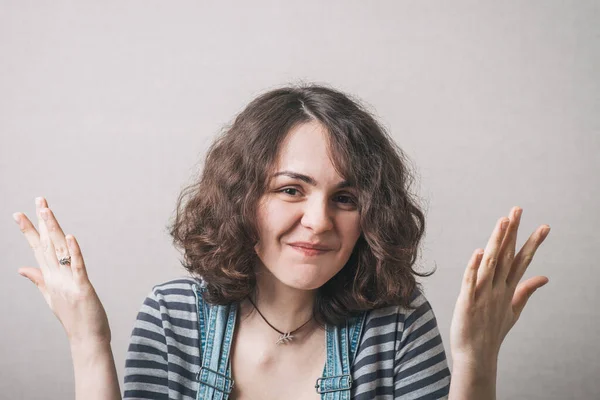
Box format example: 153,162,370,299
288,244,331,256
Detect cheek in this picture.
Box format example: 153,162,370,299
341,217,362,246
255,202,290,253
258,202,292,236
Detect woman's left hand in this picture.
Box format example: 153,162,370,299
450,206,551,368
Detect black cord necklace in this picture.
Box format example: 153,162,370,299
247,296,313,345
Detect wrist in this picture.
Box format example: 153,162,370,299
449,366,497,400
69,337,112,354
451,357,498,383
452,350,498,369
69,338,115,373
68,326,112,350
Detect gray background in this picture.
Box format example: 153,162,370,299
1,1,598,399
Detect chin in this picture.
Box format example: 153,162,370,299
279,266,337,291
284,280,323,291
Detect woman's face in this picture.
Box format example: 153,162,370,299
254,120,362,290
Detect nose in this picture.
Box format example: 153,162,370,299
300,196,334,234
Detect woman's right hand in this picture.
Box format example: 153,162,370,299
14,197,111,346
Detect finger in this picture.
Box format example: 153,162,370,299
463,249,483,300
40,208,72,271
511,276,549,320
18,267,52,305
506,225,551,290
37,199,60,271
476,217,510,290
494,206,522,286
462,248,484,301
66,234,88,284
18,267,46,288
18,266,50,296
13,212,51,277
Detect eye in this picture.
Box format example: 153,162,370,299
277,188,357,206
279,188,300,196
334,194,357,205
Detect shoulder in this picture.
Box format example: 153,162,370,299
136,276,203,330
126,277,203,396
360,289,439,349
148,275,204,300
363,288,433,328
352,290,450,398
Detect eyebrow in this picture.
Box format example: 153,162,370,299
271,171,352,189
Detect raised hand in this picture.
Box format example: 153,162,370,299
13,197,110,346
14,197,121,399
450,206,551,368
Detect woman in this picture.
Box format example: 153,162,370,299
13,83,551,400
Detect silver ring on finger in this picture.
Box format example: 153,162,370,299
58,256,72,266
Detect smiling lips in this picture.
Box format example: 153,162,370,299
288,241,332,250
288,244,331,256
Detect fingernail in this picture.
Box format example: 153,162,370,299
41,209,49,221
35,197,43,207
12,213,21,225
542,226,551,237
501,219,509,230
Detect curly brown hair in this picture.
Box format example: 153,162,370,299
167,82,435,325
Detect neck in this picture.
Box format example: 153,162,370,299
246,264,317,334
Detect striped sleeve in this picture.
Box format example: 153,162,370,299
123,289,169,399
393,292,451,399
352,305,403,399
123,279,201,400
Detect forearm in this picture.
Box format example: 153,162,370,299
70,340,122,400
448,361,497,400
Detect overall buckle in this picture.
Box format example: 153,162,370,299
315,374,352,394
196,366,235,394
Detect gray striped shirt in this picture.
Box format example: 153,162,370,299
123,277,451,399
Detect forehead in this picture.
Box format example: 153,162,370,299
273,121,341,180
278,121,329,160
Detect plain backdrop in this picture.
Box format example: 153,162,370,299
1,1,598,399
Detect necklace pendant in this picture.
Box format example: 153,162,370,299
276,332,294,345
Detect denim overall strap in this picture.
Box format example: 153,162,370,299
347,312,367,367
192,284,237,400
316,312,367,400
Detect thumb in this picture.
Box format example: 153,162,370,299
512,276,549,319
18,267,47,292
